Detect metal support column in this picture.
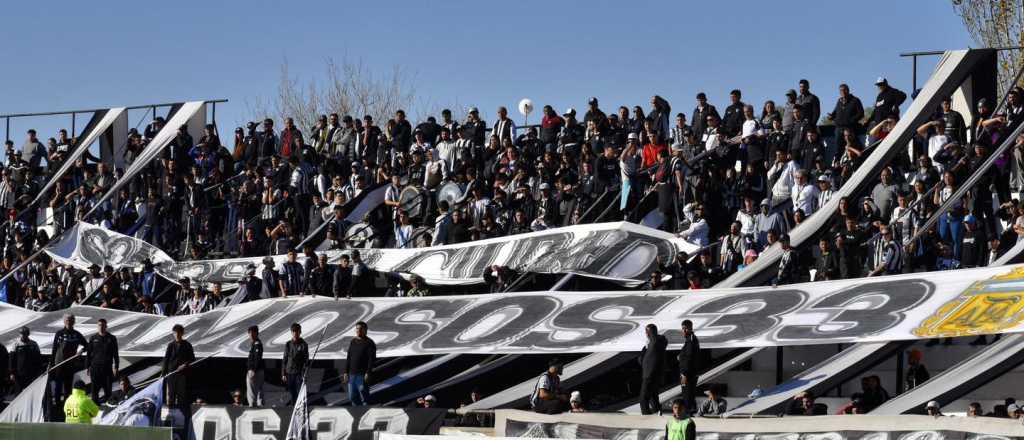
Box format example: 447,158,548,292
775,347,784,385
895,349,905,395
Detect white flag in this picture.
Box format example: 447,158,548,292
286,381,309,440
0,374,47,423
99,377,164,427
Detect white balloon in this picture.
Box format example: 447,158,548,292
518,98,534,116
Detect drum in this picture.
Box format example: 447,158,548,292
399,186,425,218
344,222,376,249
437,181,465,209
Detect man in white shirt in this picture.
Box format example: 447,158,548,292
791,170,820,216
435,128,458,174
679,203,709,247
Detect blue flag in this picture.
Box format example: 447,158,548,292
99,377,163,427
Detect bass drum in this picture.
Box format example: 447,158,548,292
437,181,465,210
399,186,425,218
344,222,376,249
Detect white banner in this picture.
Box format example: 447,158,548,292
0,373,47,423
5,264,1024,358
496,410,1024,439
45,221,699,286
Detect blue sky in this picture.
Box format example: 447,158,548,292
0,1,974,143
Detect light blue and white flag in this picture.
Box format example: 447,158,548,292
99,377,164,427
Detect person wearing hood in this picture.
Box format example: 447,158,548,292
63,380,99,424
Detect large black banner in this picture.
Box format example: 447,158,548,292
191,406,445,440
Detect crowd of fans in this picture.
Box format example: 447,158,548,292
3,73,1024,420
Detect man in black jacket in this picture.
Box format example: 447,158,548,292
828,84,865,149
344,321,376,406
691,93,719,140
796,79,821,127
869,77,908,127
282,323,309,405
722,90,746,138
11,326,42,391
162,324,195,409
639,324,668,415
677,320,702,414
86,318,119,403
50,314,86,408
246,325,264,407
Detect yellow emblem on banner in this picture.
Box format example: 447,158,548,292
914,267,1024,338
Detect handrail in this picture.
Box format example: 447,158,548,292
573,188,611,225
0,99,228,119
593,190,623,223
901,57,1024,248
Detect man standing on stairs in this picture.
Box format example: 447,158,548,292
639,324,668,415
344,321,376,406
677,320,702,414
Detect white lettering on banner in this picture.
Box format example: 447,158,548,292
357,408,410,434
193,407,234,440
12,266,1024,358
309,408,354,440
237,409,281,440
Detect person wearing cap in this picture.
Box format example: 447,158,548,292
569,391,586,413
63,380,99,424
11,326,42,391
905,348,930,390
691,92,719,139
585,97,609,137
422,394,437,408
780,89,799,132
816,173,834,208
462,107,487,147
162,324,195,409
774,234,800,285
960,213,987,269
330,114,358,163
560,107,584,154
531,358,568,414
869,77,907,128
795,79,821,127
925,401,944,417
